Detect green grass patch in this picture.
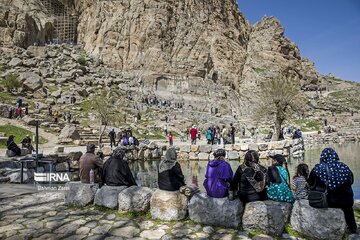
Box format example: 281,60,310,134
329,90,346,98
0,91,16,104
79,100,95,113
253,67,266,73
0,125,47,148
0,64,5,72
77,56,87,66
248,229,266,238
294,119,322,132
284,224,303,238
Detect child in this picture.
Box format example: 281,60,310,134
168,132,173,146
292,163,309,200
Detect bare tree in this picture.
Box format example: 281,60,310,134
254,76,305,141
92,91,118,146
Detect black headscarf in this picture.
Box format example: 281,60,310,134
241,150,267,192
159,148,177,173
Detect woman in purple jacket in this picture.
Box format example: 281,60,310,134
203,149,233,198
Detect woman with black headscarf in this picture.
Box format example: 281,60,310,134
231,150,268,203
7,135,21,156
158,147,185,191
308,148,357,233
102,148,137,187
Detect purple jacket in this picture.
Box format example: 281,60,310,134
203,159,233,198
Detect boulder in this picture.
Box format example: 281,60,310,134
199,145,212,153
290,200,346,240
8,57,23,67
55,162,69,172
248,143,259,151
242,200,292,236
20,72,43,92
22,116,38,126
64,182,99,207
0,104,16,118
150,189,187,220
118,186,154,212
227,151,240,160
94,186,127,209
240,144,249,151
189,152,198,160
8,171,29,183
67,151,83,161
258,143,268,151
188,193,243,227
5,150,16,157
59,125,80,140
190,145,199,152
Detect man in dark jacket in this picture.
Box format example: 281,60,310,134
79,144,103,183
108,129,116,148
7,135,21,156
102,148,137,187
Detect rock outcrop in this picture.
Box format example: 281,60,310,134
118,186,154,212
94,186,127,209
242,200,292,236
150,189,188,220
0,0,323,117
290,200,346,240
188,193,243,227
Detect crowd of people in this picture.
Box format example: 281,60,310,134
108,128,140,148
79,145,356,234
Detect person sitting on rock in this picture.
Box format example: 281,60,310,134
102,148,137,187
292,163,309,200
267,154,295,203
203,149,233,198
6,135,21,156
231,150,268,203
79,144,103,184
21,135,34,153
308,148,357,233
158,147,185,191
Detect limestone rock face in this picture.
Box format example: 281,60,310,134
0,0,54,47
64,182,99,207
242,200,292,236
150,189,187,220
118,186,154,212
188,192,243,227
94,185,127,209
0,104,16,118
290,200,346,240
20,72,43,92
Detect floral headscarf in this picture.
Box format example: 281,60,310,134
313,148,351,190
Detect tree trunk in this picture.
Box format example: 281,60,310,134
272,116,283,141
98,123,107,147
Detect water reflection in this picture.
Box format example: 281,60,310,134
129,143,360,199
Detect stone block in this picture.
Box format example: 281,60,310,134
189,152,198,160
188,193,243,227
268,141,285,150
54,146,65,153
290,200,346,240
67,151,83,161
248,143,259,151
55,162,69,172
258,143,268,151
190,145,199,152
198,152,209,160
178,152,189,161
242,200,292,236
64,182,99,207
179,145,190,153
227,151,240,160
224,144,233,151
150,189,187,220
212,145,222,152
240,144,249,151
94,186,127,209
199,145,212,153
233,144,242,151
118,186,153,212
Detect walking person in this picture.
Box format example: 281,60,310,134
108,129,116,148
168,132,173,146
190,126,197,145
229,123,236,144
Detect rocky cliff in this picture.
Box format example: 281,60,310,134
0,0,322,117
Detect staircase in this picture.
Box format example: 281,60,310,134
39,0,78,44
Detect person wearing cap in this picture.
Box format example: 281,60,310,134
267,154,294,203
158,147,185,191
102,148,137,187
79,144,103,183
203,149,233,198
6,135,21,156
21,135,33,153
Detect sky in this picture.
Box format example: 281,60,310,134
237,0,360,82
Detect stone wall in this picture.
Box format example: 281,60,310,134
303,128,360,147
176,139,304,161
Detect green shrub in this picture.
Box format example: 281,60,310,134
0,64,5,73
1,73,21,93
77,56,87,66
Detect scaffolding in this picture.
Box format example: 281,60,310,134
40,0,78,44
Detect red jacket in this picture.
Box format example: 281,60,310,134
190,128,197,139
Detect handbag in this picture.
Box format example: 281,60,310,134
308,165,329,208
